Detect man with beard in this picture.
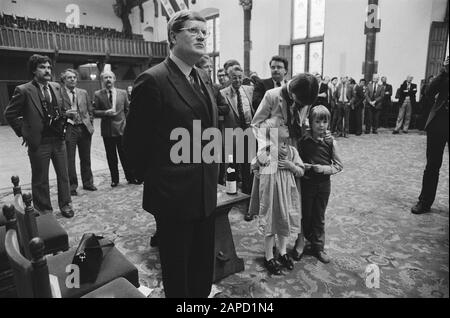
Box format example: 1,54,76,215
4,54,74,218
252,55,288,111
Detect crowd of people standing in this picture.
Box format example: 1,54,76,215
3,8,447,298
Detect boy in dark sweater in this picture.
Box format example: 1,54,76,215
297,105,343,263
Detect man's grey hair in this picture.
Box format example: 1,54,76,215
100,70,116,80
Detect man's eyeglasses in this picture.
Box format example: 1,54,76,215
180,27,210,38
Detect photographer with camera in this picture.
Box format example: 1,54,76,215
4,54,74,218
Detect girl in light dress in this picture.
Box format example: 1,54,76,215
249,117,305,275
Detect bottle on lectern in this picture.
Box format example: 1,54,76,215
226,154,237,195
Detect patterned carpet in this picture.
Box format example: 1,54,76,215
1,129,448,298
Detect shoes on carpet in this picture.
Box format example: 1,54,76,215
411,201,431,214
264,258,282,275
279,254,294,270
403,130,409,134
111,182,118,187
372,130,378,134
316,251,331,264
70,189,78,196
83,185,97,191
60,206,74,218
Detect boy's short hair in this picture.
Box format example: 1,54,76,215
308,105,331,127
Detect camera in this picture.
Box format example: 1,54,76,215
46,110,68,140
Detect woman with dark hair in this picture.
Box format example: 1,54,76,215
252,73,319,145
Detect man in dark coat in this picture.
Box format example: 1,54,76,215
123,10,219,298
4,54,74,218
412,57,449,214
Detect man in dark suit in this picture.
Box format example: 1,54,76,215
314,75,331,110
220,65,254,194
4,54,74,218
333,76,354,137
365,74,385,134
380,76,393,127
124,10,219,298
252,55,288,111
61,69,97,196
352,79,366,136
393,75,417,134
93,71,137,187
412,57,449,214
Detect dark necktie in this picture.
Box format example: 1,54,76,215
276,81,281,87
108,90,113,105
235,88,246,129
43,85,51,104
70,90,77,109
189,69,204,97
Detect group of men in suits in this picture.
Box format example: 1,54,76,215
325,74,395,136
4,55,138,219
4,55,75,218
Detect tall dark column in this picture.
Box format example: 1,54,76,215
364,0,381,82
240,0,252,75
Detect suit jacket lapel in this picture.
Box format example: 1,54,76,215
48,82,62,109
29,83,45,118
242,86,254,116
101,89,111,108
165,59,211,125
115,90,121,111
75,88,85,112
